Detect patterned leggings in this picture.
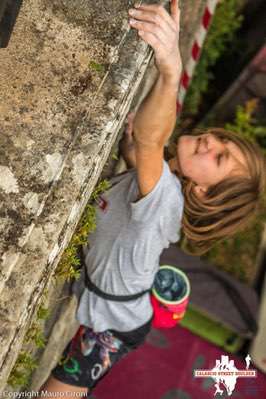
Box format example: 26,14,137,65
52,319,152,390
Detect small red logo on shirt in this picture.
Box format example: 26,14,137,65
96,196,108,212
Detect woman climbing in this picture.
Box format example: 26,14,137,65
39,0,265,397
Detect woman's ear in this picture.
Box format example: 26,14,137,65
193,184,207,198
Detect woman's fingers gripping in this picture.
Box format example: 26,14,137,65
129,8,172,46
129,2,182,78
130,0,177,31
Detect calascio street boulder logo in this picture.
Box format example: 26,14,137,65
194,354,257,396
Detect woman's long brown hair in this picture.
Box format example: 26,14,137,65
179,128,266,255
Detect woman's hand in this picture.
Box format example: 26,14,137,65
128,0,182,83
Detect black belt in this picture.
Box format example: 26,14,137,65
79,248,150,302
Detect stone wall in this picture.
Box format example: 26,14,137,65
0,0,208,390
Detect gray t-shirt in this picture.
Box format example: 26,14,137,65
73,160,184,332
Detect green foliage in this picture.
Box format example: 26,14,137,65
7,352,38,388
24,304,50,349
90,180,110,201
183,0,244,115
111,151,119,161
89,61,105,73
225,99,266,149
25,324,47,349
8,299,50,388
37,304,50,321
55,179,110,282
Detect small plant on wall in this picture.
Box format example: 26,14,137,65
54,179,110,281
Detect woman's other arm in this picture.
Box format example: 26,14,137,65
119,112,137,169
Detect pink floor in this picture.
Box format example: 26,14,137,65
92,325,266,399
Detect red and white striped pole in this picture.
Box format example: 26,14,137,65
176,0,219,115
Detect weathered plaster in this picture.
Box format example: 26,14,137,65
0,166,19,194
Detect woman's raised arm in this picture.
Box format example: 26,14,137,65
128,0,182,197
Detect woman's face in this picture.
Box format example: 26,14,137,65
172,133,248,195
